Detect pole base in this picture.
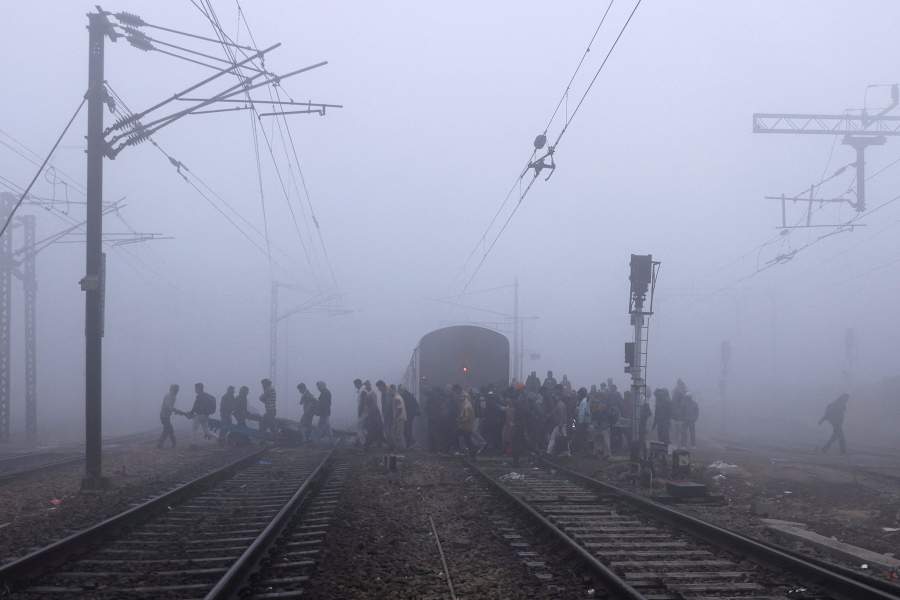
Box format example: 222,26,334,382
80,475,111,491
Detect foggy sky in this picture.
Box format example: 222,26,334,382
2,1,899,439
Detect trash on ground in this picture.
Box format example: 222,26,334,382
499,472,525,481
708,460,739,472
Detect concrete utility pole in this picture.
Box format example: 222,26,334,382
512,278,520,382
79,11,107,488
73,7,339,485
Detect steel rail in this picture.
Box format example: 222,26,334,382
0,454,82,485
204,449,334,599
0,447,267,587
464,458,646,600
429,514,458,600
0,430,158,485
757,534,900,596
540,456,900,600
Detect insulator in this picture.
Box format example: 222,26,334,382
127,34,153,52
111,114,137,131
125,128,150,147
115,12,145,27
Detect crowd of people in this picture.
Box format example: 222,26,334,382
155,369,852,458
353,379,421,450
157,378,333,449
417,370,701,465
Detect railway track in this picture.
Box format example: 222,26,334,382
0,452,83,485
0,431,157,486
0,446,342,599
468,456,900,600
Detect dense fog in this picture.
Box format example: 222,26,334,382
1,1,899,447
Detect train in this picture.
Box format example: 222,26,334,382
404,324,510,401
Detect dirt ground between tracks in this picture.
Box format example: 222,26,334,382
558,439,900,577
0,438,257,564
305,451,595,599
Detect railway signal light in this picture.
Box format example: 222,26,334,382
624,342,636,373
629,254,653,298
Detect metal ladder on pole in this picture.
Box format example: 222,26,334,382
639,318,651,399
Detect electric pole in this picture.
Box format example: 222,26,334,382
719,340,731,437
270,282,350,398
72,7,339,487
0,189,158,446
20,215,36,443
512,277,520,382
0,194,11,442
79,11,107,488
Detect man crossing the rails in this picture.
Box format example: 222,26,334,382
189,382,216,449
259,378,277,436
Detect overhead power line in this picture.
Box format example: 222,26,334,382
0,95,86,238
196,0,341,291
458,0,643,292
104,82,282,266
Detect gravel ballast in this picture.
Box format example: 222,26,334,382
0,437,258,564
304,451,592,599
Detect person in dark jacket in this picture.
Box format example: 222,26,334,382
190,382,216,449
399,385,420,449
219,386,236,442
234,385,249,427
525,371,541,392
652,387,672,445
639,397,653,444
259,378,277,435
819,393,849,454
316,381,332,443
297,383,317,442
425,387,446,452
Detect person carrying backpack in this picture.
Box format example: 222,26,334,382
819,393,849,454
189,382,216,449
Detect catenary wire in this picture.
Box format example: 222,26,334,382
0,96,86,239
459,1,643,292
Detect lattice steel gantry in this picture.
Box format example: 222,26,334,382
20,215,37,443
754,90,900,219
0,194,11,442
